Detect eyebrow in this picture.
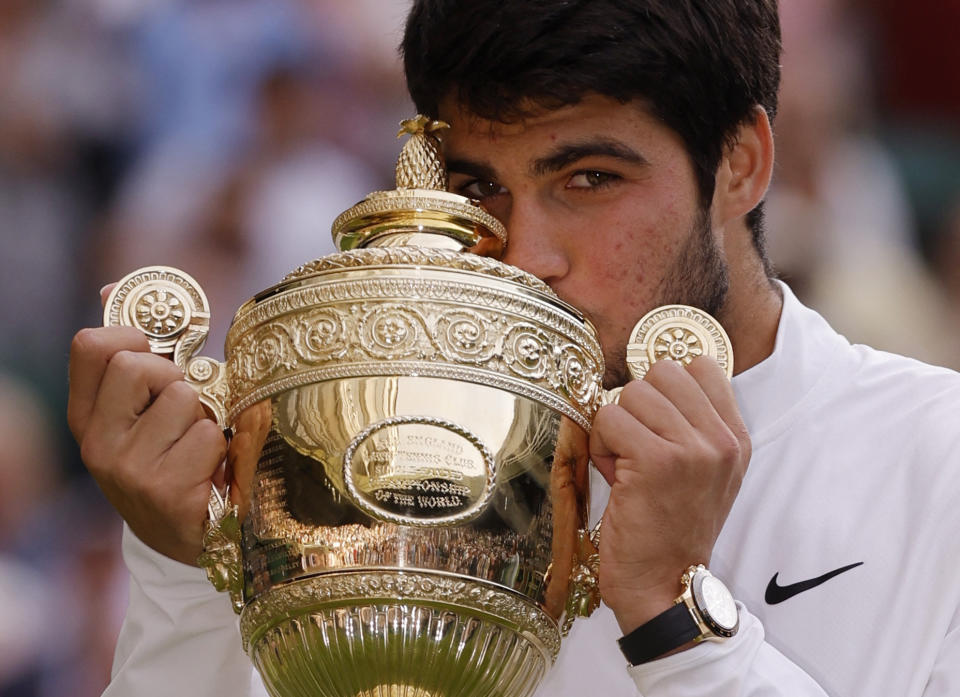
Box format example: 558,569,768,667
530,138,649,177
446,158,499,183
445,137,649,185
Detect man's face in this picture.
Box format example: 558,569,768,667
440,95,729,387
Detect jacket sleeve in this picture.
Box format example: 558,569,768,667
626,605,829,696
104,524,266,697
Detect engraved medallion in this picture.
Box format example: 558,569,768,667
103,266,210,357
625,304,733,380
342,416,496,526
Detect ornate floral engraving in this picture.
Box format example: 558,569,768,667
293,309,347,362
358,305,429,359
184,356,230,425
557,345,599,407
221,273,604,428
654,326,703,364
239,569,561,659
503,325,551,380
435,309,500,363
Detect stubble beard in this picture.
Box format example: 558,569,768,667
603,207,729,388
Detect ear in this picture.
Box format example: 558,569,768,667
712,105,774,226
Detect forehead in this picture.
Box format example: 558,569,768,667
437,94,687,166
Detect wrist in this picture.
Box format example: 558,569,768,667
610,584,681,635
604,564,692,634
616,565,739,666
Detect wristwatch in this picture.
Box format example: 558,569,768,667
617,564,739,665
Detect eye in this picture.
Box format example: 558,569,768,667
459,179,507,200
566,171,620,189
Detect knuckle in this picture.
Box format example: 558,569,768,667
66,402,83,439
617,379,653,410
620,378,647,399
192,416,220,437
592,403,618,428
79,436,104,473
72,326,149,358
163,379,200,406
714,428,742,464
71,327,103,357
687,355,723,383
108,349,145,377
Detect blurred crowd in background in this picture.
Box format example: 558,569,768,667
0,0,958,694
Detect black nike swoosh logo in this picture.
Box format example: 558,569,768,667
765,562,864,605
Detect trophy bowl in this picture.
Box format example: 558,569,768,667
103,117,732,697
104,118,605,697
232,251,601,697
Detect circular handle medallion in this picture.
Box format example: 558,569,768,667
625,305,733,381
103,266,211,356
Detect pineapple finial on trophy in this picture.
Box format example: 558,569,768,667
395,115,450,191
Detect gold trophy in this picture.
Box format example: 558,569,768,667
103,117,732,697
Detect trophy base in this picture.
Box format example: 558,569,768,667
241,570,560,697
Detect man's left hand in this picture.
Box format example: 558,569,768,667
590,356,750,634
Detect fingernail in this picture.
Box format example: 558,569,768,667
99,284,112,296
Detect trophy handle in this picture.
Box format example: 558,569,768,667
102,266,229,424
562,520,602,635
103,266,243,612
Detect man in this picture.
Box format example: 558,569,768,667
68,1,960,695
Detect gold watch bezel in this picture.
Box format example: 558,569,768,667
677,564,739,641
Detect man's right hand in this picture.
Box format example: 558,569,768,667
68,318,228,566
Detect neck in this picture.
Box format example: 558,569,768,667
719,251,783,376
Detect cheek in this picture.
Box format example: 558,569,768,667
597,217,681,290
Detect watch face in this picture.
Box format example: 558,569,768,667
692,571,739,636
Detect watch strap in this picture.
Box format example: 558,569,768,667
617,602,699,665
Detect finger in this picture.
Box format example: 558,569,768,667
643,358,723,434
590,403,668,485
132,379,207,459
100,283,117,308
685,356,747,437
162,418,228,490
87,350,185,442
68,326,152,441
616,376,691,442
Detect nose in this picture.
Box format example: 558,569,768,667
500,199,570,285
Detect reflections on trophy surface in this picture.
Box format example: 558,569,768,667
229,377,590,617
